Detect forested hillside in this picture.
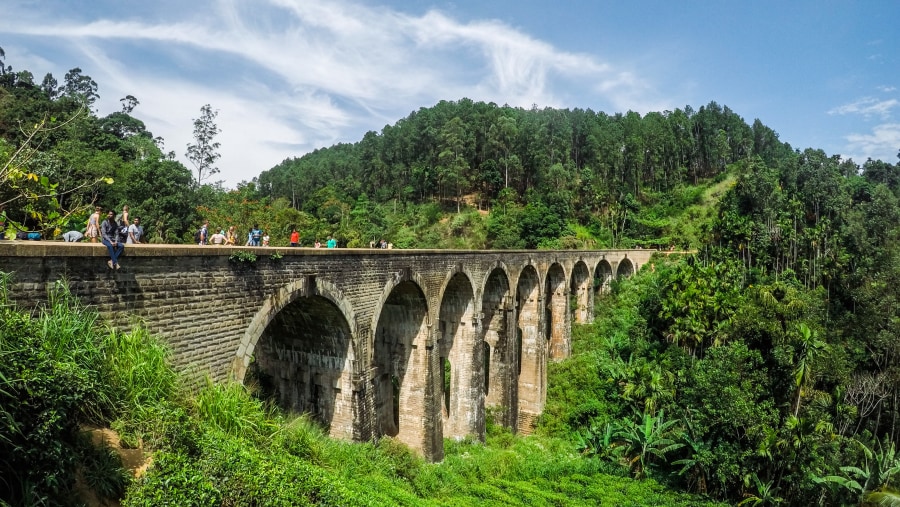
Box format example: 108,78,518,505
256,97,798,249
4,47,900,506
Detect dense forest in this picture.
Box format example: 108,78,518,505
3,48,900,506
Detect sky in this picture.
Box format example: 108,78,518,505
1,0,898,187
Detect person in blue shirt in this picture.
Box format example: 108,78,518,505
326,236,337,248
248,225,262,246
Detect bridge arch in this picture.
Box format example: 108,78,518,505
437,269,480,440
616,258,635,278
515,263,542,433
480,263,516,430
595,259,613,294
570,260,591,324
545,263,569,360
234,278,358,439
371,273,432,455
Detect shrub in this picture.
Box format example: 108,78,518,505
0,279,111,504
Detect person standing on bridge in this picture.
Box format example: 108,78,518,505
197,220,209,245
126,217,143,244
248,225,262,246
209,228,226,245
326,235,337,248
117,204,130,228
101,210,125,269
86,206,101,243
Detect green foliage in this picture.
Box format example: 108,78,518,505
615,410,684,479
77,433,131,503
0,278,112,504
194,380,280,442
230,249,258,263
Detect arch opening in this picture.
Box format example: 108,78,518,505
249,295,354,439
373,281,429,449
617,258,634,278
570,261,591,324
438,272,479,440
546,263,569,360
595,260,613,295
515,266,542,433
481,267,516,430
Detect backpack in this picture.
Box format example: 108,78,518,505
194,228,203,243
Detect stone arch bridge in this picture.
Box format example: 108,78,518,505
0,243,655,461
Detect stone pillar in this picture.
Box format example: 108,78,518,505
423,323,444,461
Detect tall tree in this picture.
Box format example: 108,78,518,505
61,68,99,107
185,104,221,185
438,116,470,212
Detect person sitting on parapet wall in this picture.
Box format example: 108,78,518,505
62,230,84,242
100,210,125,270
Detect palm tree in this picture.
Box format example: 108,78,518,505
615,409,683,478
815,438,900,505
738,473,784,506
792,323,826,417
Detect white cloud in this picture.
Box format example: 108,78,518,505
844,123,900,163
0,0,663,186
828,97,898,119
877,85,897,93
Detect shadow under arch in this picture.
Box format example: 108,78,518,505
371,275,432,456
438,270,479,441
617,257,635,278
233,278,358,439
480,264,516,431
545,262,569,360
570,260,591,324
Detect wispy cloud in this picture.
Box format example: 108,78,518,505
2,0,661,185
844,123,900,163
828,97,898,120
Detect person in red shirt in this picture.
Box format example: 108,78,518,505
290,227,300,247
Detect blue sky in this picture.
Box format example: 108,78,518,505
2,0,898,187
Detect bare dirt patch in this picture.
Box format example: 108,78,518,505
75,426,153,506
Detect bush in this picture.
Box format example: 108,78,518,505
0,279,111,505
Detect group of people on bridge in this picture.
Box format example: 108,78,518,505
5,203,403,270
194,220,339,249
80,205,143,269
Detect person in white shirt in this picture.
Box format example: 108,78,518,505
127,217,143,244
210,229,227,245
